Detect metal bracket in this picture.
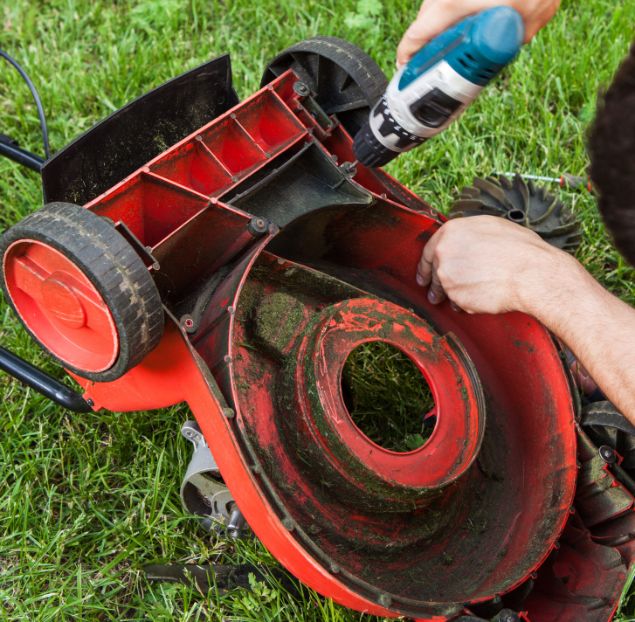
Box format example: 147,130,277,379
293,80,334,134
180,420,247,537
113,220,160,271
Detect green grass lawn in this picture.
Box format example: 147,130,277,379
1,0,635,620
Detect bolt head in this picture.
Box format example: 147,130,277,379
599,445,617,464
293,81,310,96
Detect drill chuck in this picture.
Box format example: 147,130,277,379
353,99,423,167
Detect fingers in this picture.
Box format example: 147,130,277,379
416,256,448,306
417,228,441,287
397,8,453,66
427,271,447,305
524,0,561,42
397,0,561,65
416,253,432,287
417,229,446,305
397,19,442,67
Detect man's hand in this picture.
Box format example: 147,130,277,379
397,0,561,66
416,216,569,315
416,215,635,423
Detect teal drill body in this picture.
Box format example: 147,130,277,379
353,7,525,167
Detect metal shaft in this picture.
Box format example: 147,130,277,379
496,171,591,191
0,346,92,412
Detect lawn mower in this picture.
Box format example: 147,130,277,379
1,37,634,622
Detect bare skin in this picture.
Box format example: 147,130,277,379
397,0,561,66
416,216,635,422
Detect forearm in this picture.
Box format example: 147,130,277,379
523,253,635,422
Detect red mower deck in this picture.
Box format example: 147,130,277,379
2,40,634,622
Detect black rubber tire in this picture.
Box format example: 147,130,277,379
0,202,164,381
450,174,583,254
262,36,388,137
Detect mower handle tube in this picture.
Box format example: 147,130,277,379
0,346,92,412
0,134,44,172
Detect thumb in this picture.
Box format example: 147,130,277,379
396,3,465,66
396,0,504,66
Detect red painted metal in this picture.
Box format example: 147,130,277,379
287,297,484,490
3,239,118,372
4,62,633,621
77,316,398,618
198,219,577,617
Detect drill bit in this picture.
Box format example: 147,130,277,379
496,172,593,192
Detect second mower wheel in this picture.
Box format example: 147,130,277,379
262,36,388,137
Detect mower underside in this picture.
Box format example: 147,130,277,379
2,41,635,621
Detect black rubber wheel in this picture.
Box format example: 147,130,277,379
0,202,164,382
262,36,388,137
450,174,583,254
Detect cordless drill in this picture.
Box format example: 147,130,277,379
353,7,525,168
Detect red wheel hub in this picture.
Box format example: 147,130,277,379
3,239,119,372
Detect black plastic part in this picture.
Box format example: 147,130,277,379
353,95,425,167
352,118,398,168
262,36,387,137
581,401,635,475
114,220,160,269
450,174,583,253
0,346,91,412
410,88,461,128
581,401,635,436
42,55,238,206
0,134,44,172
0,203,164,381
228,141,372,227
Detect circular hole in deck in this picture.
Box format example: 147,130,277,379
341,341,436,453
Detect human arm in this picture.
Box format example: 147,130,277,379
416,216,635,422
397,0,561,66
